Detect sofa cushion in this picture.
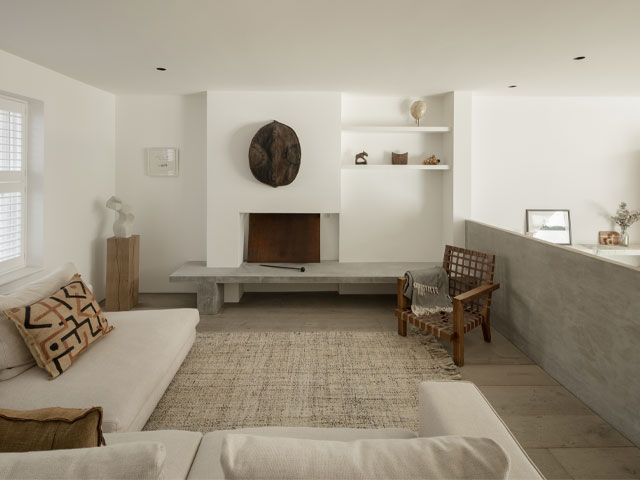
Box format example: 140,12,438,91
0,406,104,452
221,434,511,480
0,441,165,480
0,308,199,433
106,430,203,480
0,263,77,379
187,427,416,480
4,274,114,378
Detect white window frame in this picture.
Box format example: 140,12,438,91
0,94,28,275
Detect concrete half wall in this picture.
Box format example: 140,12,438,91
466,220,640,446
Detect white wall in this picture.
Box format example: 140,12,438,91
207,91,341,267
472,95,640,245
0,49,115,299
115,94,206,292
447,92,472,246
340,170,443,262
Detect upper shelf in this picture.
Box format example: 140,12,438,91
341,125,451,133
341,164,449,171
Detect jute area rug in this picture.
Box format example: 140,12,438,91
144,330,460,433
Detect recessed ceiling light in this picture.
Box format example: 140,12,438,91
156,67,167,71
508,85,517,88
573,56,586,60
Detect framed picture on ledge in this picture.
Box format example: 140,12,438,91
526,209,572,245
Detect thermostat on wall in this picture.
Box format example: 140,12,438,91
146,147,179,177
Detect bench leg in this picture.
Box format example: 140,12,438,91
196,281,223,315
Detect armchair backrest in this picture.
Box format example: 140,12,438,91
442,245,496,311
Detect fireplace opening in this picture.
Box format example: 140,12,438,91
247,213,320,263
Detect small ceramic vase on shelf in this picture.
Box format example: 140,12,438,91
620,229,630,247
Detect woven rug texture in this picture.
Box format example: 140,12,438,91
144,330,460,433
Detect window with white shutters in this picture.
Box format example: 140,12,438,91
0,95,27,274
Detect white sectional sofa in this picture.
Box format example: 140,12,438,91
1,382,542,479
0,266,542,479
101,381,543,479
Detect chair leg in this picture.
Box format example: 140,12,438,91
452,300,464,366
453,336,464,367
397,315,407,336
482,319,491,343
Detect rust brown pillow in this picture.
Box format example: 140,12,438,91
0,406,105,452
4,274,114,378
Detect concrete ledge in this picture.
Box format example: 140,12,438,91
170,261,438,284
170,261,438,314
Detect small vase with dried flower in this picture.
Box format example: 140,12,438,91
611,202,640,247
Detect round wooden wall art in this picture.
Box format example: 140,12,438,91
249,120,301,188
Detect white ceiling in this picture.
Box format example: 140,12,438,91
1,0,639,96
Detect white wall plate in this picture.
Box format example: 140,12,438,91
146,147,179,176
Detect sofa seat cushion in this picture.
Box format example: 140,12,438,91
187,427,416,480
0,308,199,433
105,430,202,480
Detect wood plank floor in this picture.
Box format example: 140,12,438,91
135,292,640,479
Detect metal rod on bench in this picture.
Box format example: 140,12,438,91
260,264,306,272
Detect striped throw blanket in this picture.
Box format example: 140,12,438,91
403,267,453,316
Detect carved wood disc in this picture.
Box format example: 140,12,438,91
249,121,301,187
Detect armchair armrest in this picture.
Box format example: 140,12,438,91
453,283,499,305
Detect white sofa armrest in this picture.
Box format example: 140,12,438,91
419,381,543,480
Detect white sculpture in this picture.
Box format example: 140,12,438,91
410,100,427,126
106,195,135,238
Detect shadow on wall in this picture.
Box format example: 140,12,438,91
623,149,640,196
91,197,111,299
587,200,614,226
229,122,272,185
589,146,640,234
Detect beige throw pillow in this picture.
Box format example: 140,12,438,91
221,434,511,479
0,263,78,380
4,274,114,379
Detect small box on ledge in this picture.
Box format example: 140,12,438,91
106,235,139,311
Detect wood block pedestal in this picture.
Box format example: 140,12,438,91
106,235,139,311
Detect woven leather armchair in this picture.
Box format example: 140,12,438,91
396,245,499,367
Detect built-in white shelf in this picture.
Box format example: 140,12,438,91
341,164,449,171
341,125,451,133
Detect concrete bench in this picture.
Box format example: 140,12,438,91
170,261,437,314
